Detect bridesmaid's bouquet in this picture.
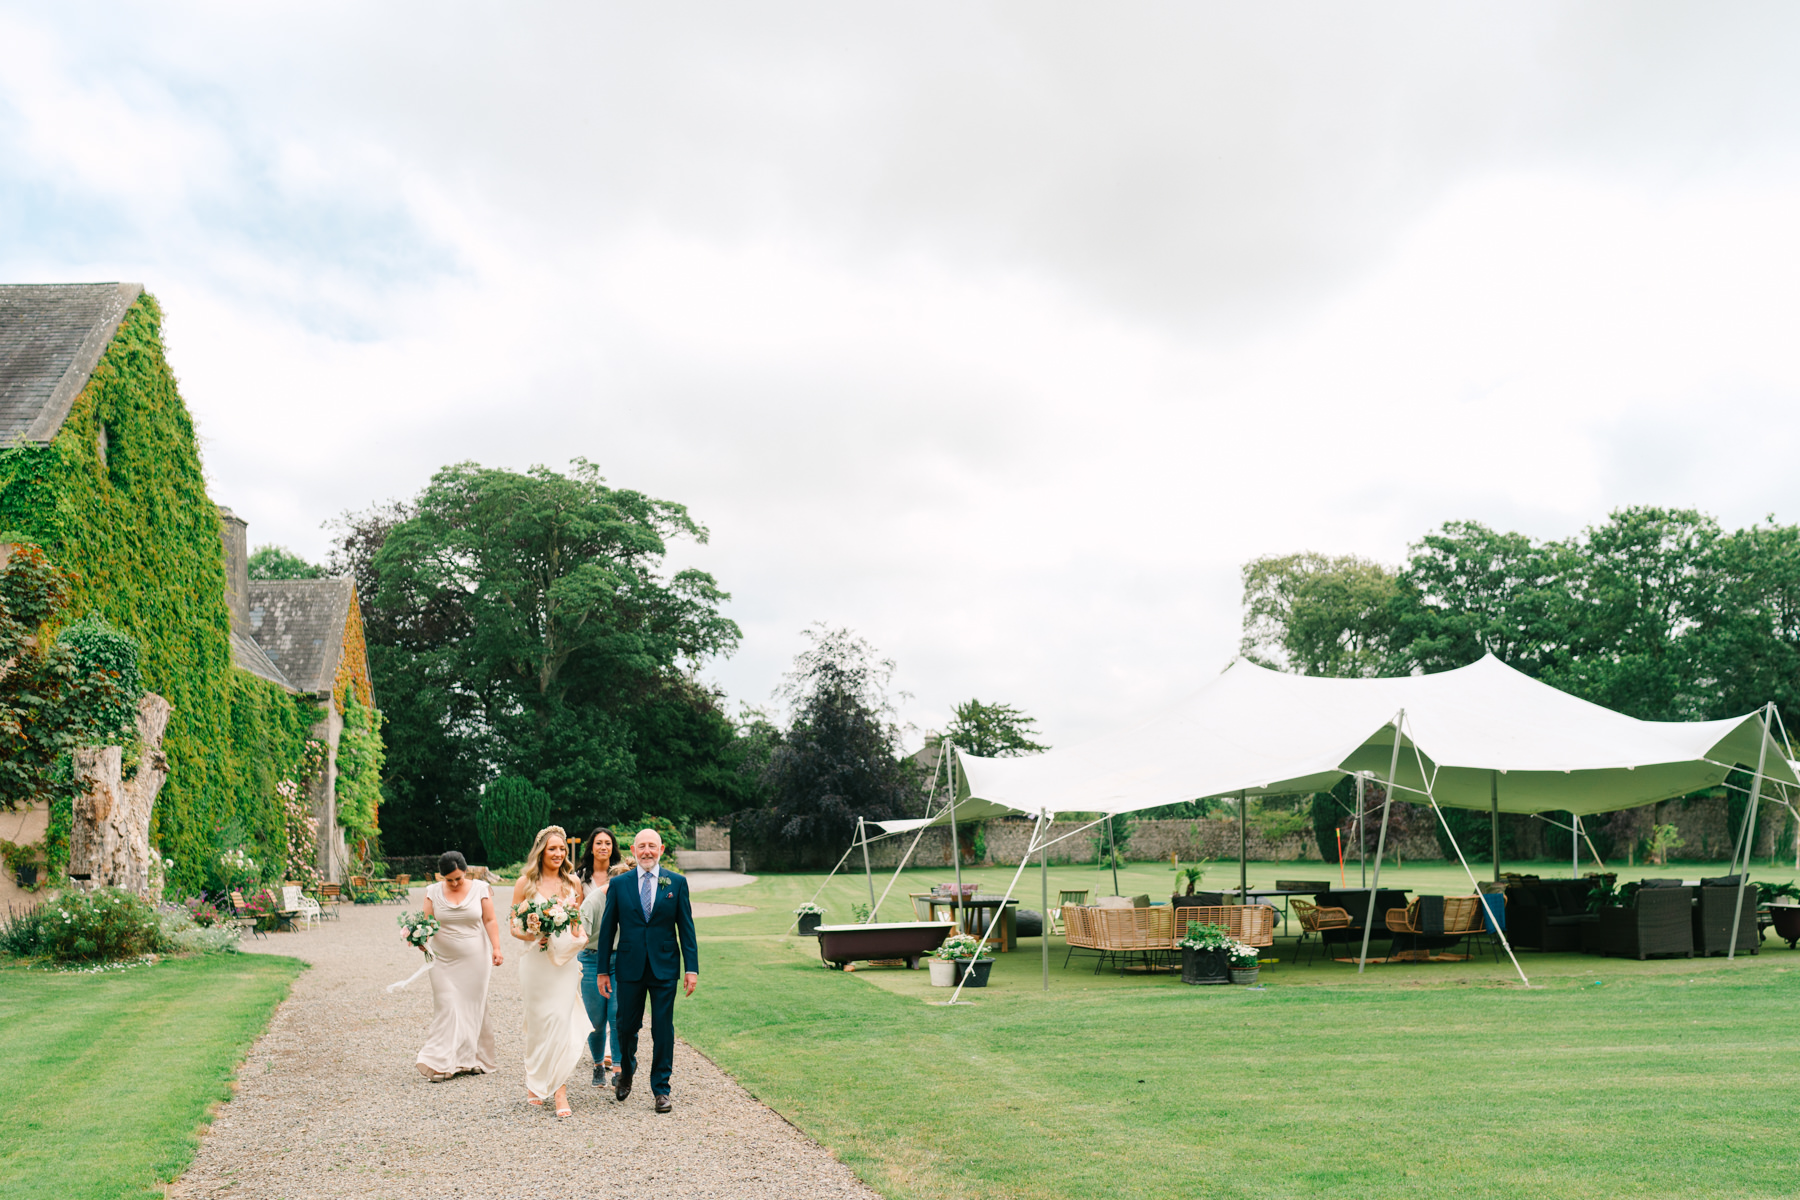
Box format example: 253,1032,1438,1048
397,910,440,955
511,896,580,950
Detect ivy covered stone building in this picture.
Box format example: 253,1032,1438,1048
219,508,379,881
0,282,378,889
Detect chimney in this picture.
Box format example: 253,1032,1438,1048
218,505,249,635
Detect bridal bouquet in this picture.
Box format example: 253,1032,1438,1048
397,910,440,954
511,896,580,949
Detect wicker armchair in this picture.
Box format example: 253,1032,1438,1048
1692,886,1760,956
1060,904,1175,972
1291,899,1353,966
1384,896,1485,961
1600,886,1694,960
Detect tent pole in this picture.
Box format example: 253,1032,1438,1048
1571,811,1579,880
1491,771,1500,885
1239,790,1248,900
870,741,950,919
1357,773,1366,888
945,813,1044,1006
948,743,964,925
788,840,860,933
1107,814,1120,897
1358,714,1405,974
1041,815,1050,992
859,817,876,919
1413,743,1532,987
1728,703,1772,960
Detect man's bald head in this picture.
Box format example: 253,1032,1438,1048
632,828,663,869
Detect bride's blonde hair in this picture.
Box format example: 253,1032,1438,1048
519,825,578,896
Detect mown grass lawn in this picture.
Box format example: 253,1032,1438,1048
0,952,302,1200
680,862,1800,1200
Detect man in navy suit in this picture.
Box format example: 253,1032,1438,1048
596,828,698,1113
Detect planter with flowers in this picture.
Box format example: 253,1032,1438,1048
1228,940,1260,984
792,902,825,937
933,930,993,987
1179,922,1233,986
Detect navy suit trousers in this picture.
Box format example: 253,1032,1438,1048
615,969,677,1094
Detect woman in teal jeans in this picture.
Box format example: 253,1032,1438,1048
576,827,629,1085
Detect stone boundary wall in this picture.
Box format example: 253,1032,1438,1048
725,802,1798,874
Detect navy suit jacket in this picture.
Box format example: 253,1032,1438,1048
597,866,698,982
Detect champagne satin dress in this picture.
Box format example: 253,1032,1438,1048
415,880,497,1078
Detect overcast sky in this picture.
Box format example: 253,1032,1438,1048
6,3,1800,747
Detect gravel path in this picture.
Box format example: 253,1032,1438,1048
171,885,881,1200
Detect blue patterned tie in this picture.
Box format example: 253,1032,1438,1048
640,869,654,919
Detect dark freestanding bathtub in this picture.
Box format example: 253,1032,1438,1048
816,922,954,970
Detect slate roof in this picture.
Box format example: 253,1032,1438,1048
244,579,356,697
0,283,144,444
230,628,295,691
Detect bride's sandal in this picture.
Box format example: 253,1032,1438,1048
526,1090,544,1106
554,1089,572,1118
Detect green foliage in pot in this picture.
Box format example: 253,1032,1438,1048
934,931,986,960
1178,922,1233,952
1756,880,1800,905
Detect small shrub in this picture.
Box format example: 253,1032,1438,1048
156,901,240,954
26,889,167,961
184,895,222,928
0,902,50,957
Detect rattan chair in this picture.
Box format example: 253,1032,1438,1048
1385,896,1485,961
1291,899,1353,965
1173,904,1276,948
317,882,342,919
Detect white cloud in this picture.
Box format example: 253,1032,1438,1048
6,2,1800,749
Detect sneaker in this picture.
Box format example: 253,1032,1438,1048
592,1062,607,1087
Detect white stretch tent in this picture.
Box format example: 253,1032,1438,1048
915,655,1793,999
954,655,1796,817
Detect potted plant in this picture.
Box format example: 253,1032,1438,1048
937,930,993,987
1227,939,1260,984
1171,860,1211,908
1178,922,1233,985
927,932,976,987
793,901,825,936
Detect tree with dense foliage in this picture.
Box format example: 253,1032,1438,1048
477,775,552,866
1240,552,1399,677
733,627,919,868
247,545,326,580
942,699,1049,758
1257,506,1800,863
335,462,747,859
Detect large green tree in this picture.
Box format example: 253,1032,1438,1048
734,627,919,868
336,462,743,858
1240,552,1399,677
942,699,1049,758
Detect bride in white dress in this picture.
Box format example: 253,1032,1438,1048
509,826,588,1118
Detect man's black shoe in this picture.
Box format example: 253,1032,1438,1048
592,1063,607,1087
654,1094,672,1114
614,1072,633,1102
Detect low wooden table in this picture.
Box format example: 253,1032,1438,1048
921,894,1019,951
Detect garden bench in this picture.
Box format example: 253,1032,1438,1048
227,890,267,939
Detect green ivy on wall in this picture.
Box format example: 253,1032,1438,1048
336,693,384,840
0,294,321,891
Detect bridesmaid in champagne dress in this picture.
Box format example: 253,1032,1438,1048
510,826,588,1118
415,850,503,1081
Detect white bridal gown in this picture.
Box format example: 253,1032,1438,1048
415,879,497,1078
517,886,589,1099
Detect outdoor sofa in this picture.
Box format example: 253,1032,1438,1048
1691,877,1761,956
1599,885,1694,959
